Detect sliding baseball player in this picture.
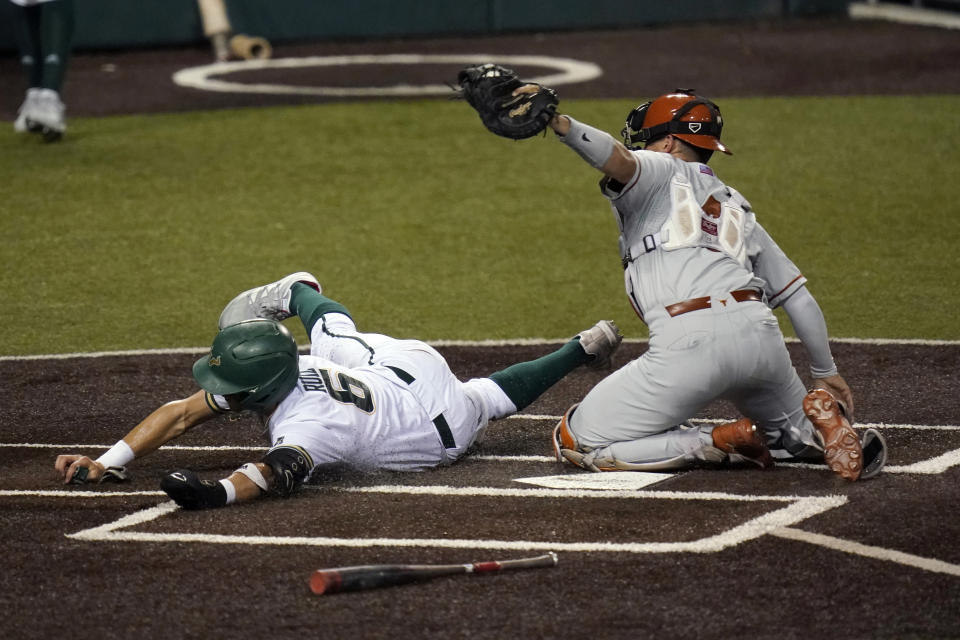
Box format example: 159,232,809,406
54,272,622,507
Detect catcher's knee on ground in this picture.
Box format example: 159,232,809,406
552,404,699,472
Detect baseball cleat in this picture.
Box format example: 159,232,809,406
711,418,773,469
218,271,321,329
576,320,623,368
13,88,40,133
25,88,66,141
803,388,862,481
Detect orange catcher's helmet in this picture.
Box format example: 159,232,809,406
621,89,731,156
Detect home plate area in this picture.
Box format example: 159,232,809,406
56,432,960,579
67,470,840,553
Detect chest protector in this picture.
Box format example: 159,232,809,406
659,173,747,267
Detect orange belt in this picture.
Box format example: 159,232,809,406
665,289,763,318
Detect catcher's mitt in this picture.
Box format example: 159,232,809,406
455,64,558,140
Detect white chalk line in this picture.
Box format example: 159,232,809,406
508,415,960,431
6,442,267,451
6,414,960,474
2,336,958,361
18,481,955,577
849,1,960,31
59,486,960,576
772,527,960,577
10,450,960,475
7,485,788,502
0,489,166,498
884,449,960,474
65,488,844,555
171,53,603,97
337,484,796,502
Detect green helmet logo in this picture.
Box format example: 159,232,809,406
193,319,300,413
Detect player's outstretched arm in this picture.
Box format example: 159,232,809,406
548,114,638,184
160,442,311,510
159,462,274,510
54,390,217,484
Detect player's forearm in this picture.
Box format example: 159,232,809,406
54,392,214,483
781,287,838,378
79,401,190,474
119,391,214,460
223,463,274,504
549,113,571,136
551,114,637,183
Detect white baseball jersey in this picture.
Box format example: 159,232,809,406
569,150,819,465
266,354,469,471
208,313,513,475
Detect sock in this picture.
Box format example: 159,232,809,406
13,4,43,87
489,339,589,411
39,0,74,92
290,282,352,336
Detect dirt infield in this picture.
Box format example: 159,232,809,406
3,340,960,639
3,16,960,640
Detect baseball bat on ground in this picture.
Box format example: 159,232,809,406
309,552,558,595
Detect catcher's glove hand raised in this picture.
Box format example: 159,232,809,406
455,64,558,140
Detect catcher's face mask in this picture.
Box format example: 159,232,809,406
622,89,731,155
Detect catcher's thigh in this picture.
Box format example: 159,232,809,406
569,305,780,458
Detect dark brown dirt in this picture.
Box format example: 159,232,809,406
2,340,960,639
2,17,960,120
2,16,959,640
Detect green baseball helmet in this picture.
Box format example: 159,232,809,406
192,319,300,413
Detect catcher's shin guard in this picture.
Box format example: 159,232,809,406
803,389,862,481
552,405,694,472
553,404,615,472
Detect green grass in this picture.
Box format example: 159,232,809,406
1,94,958,355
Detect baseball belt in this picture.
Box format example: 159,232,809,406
665,289,763,318
385,365,456,449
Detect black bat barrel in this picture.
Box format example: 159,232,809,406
310,564,463,595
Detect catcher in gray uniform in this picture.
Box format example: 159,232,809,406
456,67,886,480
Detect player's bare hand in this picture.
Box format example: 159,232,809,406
55,454,105,485
548,113,571,135
813,375,854,422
